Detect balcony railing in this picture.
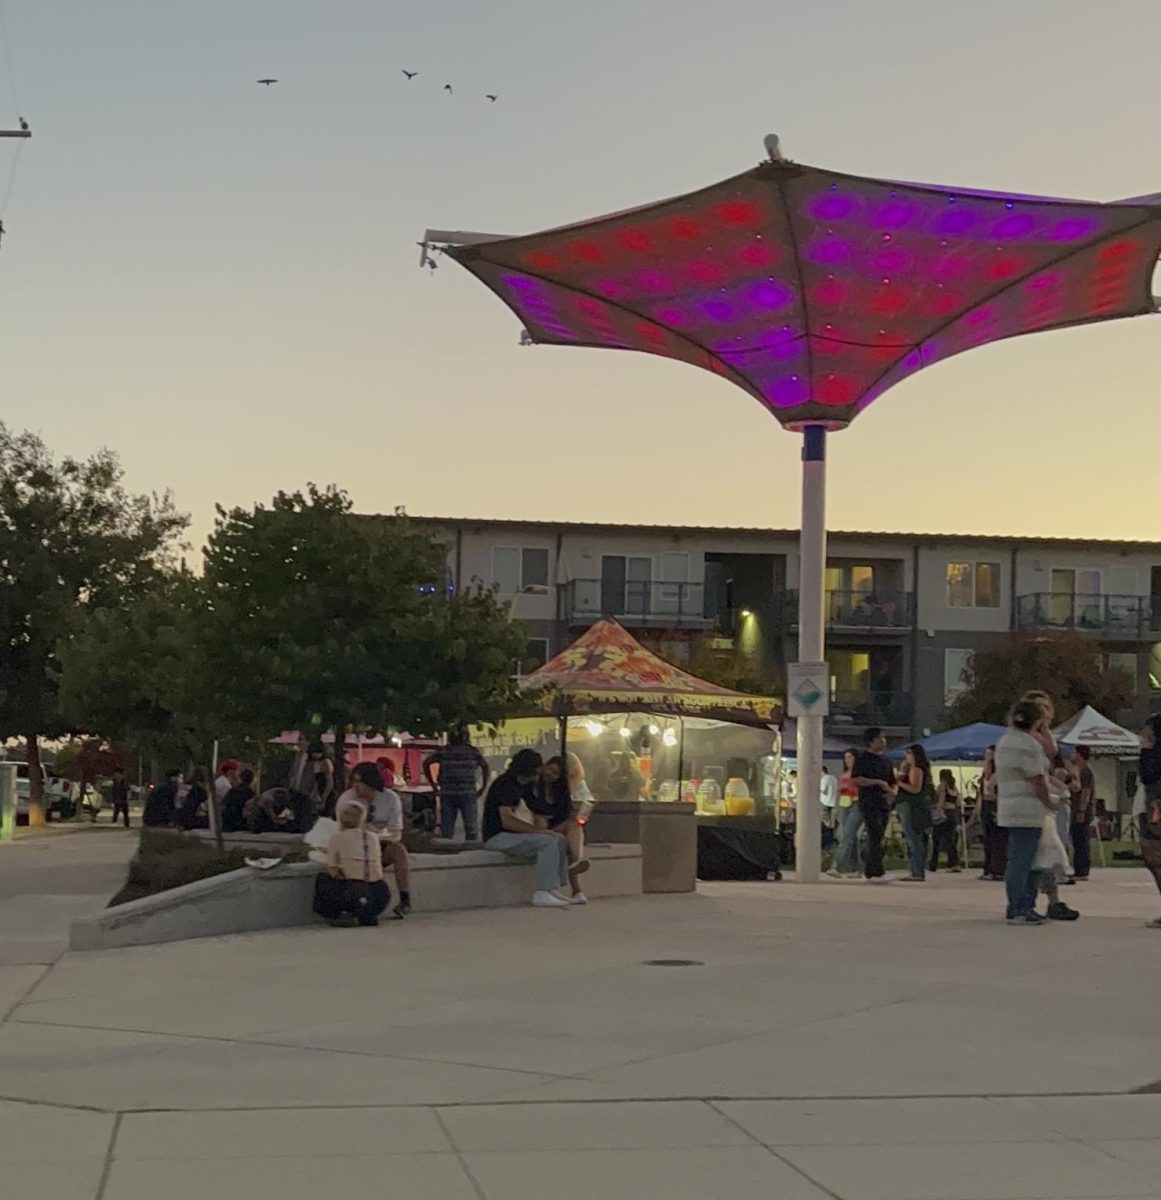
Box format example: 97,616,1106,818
1016,593,1161,639
780,590,914,631
828,689,914,729
560,579,713,627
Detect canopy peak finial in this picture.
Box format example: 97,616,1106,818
764,133,784,162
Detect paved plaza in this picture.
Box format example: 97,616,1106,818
3,830,1161,1199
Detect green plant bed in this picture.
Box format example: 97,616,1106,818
109,830,309,907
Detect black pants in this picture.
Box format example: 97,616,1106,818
929,818,959,870
862,806,888,878
313,874,389,925
112,800,130,828
1070,822,1091,879
982,805,1008,877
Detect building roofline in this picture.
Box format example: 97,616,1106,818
403,513,1161,553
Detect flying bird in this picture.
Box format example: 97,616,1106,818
257,78,278,86
485,94,497,102
443,83,453,93
402,69,417,79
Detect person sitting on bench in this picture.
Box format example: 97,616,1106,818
336,762,412,920
313,800,390,927
482,750,573,909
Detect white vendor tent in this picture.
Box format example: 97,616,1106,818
1054,705,1140,822
1053,706,1139,755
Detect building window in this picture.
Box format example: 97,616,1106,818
492,547,550,595
947,562,1001,608
524,638,550,672
944,649,973,706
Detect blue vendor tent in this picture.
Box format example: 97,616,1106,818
887,722,1006,763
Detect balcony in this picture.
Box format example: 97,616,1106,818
560,579,714,628
780,590,914,633
827,689,915,731
1016,594,1161,640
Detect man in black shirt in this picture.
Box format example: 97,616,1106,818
852,728,897,880
143,769,182,828
481,749,572,908
110,767,131,828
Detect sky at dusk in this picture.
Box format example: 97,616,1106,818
0,0,1159,552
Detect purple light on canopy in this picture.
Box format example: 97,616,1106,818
444,156,1161,429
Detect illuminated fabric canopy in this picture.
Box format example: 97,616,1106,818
520,618,779,726
447,159,1161,428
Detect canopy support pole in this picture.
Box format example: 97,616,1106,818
795,426,827,883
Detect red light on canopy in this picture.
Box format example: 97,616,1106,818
446,158,1161,429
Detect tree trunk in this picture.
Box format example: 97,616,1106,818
26,733,45,828
333,726,347,799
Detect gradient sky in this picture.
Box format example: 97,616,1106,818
0,0,1159,552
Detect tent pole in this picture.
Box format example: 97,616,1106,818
676,717,685,797
795,425,827,883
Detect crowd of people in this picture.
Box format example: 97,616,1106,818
820,691,1122,924
312,736,596,926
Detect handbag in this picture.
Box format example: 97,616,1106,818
345,830,375,909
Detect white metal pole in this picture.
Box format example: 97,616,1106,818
795,425,828,883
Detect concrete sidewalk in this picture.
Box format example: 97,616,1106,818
4,866,1161,1198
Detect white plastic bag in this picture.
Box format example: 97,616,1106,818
1033,811,1069,872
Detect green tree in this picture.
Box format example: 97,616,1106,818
0,426,187,824
197,485,525,764
947,631,1134,727
56,574,210,767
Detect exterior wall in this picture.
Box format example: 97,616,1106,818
1014,547,1161,598
915,542,1012,634
412,517,1161,735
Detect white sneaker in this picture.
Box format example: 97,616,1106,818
532,890,571,908
570,891,588,905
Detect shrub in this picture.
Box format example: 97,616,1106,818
108,829,308,906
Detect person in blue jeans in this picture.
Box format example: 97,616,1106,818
829,750,863,877
995,698,1057,924
425,727,491,841
895,744,934,882
481,749,573,908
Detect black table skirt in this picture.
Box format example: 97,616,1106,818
697,824,786,880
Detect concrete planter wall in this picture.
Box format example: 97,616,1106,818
70,843,644,952
585,801,696,893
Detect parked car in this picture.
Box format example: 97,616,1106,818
14,765,79,821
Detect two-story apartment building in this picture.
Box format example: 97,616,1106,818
413,516,1161,740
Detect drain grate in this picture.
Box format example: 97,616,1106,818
641,958,705,967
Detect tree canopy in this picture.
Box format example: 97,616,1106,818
947,632,1135,727
0,425,187,823
58,485,527,776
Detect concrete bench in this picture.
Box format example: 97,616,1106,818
69,843,644,951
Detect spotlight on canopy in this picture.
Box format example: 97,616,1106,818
423,137,1161,880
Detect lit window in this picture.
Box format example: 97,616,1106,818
946,563,973,608
975,562,1001,608
947,562,1001,609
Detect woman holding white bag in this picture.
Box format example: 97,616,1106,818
1034,755,1080,921
1019,691,1080,922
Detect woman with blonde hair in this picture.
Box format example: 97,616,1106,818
312,799,391,927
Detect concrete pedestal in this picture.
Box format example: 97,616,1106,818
585,801,696,893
